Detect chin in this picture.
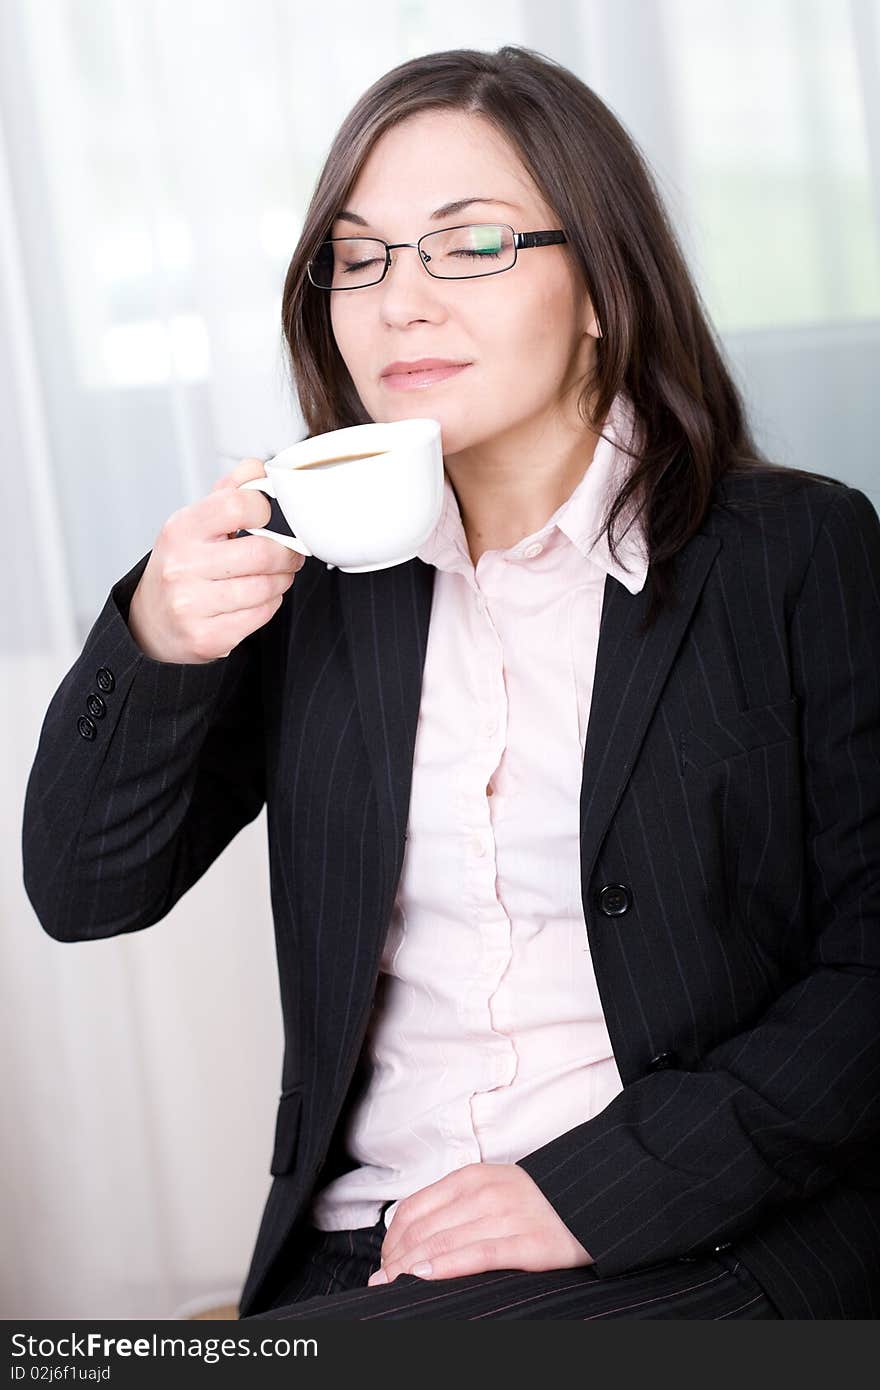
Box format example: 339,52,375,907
378,399,451,434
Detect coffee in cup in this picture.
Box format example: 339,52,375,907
291,449,390,469
237,418,443,572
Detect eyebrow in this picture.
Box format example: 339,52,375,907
333,196,520,228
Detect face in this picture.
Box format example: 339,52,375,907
327,109,601,459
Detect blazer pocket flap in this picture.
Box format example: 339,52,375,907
270,1086,304,1176
681,696,800,771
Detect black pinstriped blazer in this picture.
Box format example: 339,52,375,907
22,469,880,1319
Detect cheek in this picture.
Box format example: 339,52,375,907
534,277,578,342
482,289,573,392
488,276,574,361
329,299,357,363
330,296,377,370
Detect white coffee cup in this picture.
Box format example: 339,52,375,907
237,418,444,572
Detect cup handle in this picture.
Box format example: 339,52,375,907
237,477,314,558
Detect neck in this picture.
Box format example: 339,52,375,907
443,410,605,566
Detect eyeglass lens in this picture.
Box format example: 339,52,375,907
309,223,515,288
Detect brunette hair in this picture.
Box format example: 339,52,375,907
279,44,844,627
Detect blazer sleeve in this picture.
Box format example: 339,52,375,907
22,550,268,942
516,485,880,1272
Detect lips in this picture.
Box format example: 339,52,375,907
380,361,471,391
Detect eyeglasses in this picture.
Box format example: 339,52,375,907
306,222,567,290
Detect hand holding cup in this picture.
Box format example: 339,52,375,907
127,457,305,665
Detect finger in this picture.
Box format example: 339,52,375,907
380,1167,491,1267
201,486,272,539
212,455,269,490
379,1192,504,1274
371,1214,496,1285
372,1233,527,1286
201,533,304,578
198,570,296,618
214,473,275,543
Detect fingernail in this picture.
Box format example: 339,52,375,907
368,1268,388,1286
411,1262,433,1278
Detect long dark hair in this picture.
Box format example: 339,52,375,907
279,44,843,627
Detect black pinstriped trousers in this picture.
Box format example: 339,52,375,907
244,1205,781,1321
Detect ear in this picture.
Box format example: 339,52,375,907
585,307,602,339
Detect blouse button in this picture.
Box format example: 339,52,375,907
471,836,488,857
523,542,543,558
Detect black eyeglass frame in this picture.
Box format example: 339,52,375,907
306,223,568,289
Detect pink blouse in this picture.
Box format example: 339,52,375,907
308,393,649,1234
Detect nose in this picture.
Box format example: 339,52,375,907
379,243,443,317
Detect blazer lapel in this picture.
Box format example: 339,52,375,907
338,558,436,897
578,533,722,886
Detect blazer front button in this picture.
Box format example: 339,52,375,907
77,715,97,740
596,883,632,916
647,1050,679,1072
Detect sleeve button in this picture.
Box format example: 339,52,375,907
96,668,115,693
77,715,97,740
86,693,106,719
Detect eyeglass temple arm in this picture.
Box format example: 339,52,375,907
515,231,567,249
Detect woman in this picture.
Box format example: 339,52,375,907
23,46,879,1320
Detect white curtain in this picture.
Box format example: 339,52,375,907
2,0,878,1319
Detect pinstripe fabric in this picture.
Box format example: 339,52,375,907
21,469,880,1320
246,1204,780,1320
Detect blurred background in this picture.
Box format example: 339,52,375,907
2,0,878,1319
